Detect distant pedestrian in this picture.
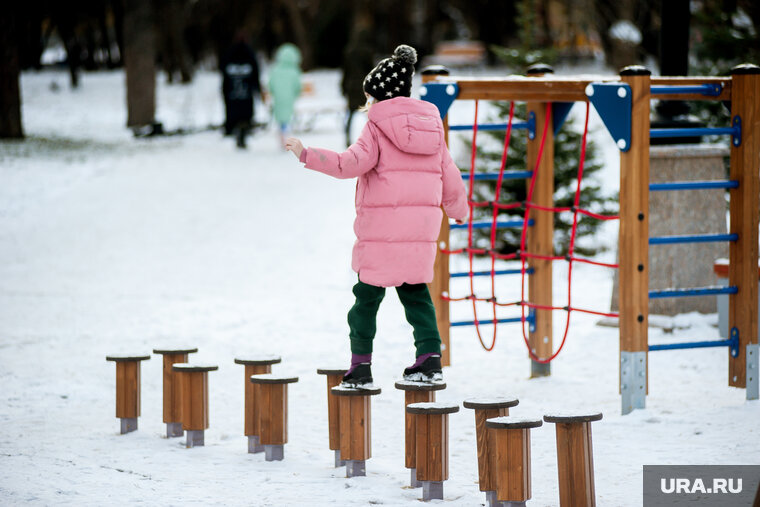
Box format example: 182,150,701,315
268,43,302,149
341,29,375,147
221,36,261,149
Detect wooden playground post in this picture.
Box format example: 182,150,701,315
395,380,447,488
462,397,520,506
235,356,282,453
544,413,603,507
423,65,453,367
728,64,760,398
317,367,347,467
526,64,556,378
106,354,150,434
172,363,218,448
486,416,544,504
249,374,299,461
332,385,382,477
618,65,651,415
153,347,197,437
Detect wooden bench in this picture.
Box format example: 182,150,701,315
395,380,447,487
153,347,198,437
235,356,282,453
172,363,218,448
544,413,603,507
105,354,151,434
485,416,544,506
250,374,299,461
463,397,520,506
406,402,460,501
331,385,382,477
317,368,347,467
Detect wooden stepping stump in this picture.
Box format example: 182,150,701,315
250,374,299,461
544,413,603,507
172,364,218,448
235,356,282,453
463,397,520,507
395,380,447,487
406,402,459,501
106,354,151,434
485,417,543,507
331,385,382,477
153,347,198,437
317,368,347,467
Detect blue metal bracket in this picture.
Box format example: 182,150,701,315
730,327,740,358
528,308,536,333
586,82,632,151
420,82,459,119
552,102,574,134
732,116,741,147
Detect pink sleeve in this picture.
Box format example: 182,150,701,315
301,122,379,179
440,146,469,221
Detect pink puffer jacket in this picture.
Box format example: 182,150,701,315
300,96,468,287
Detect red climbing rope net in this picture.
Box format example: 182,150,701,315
443,100,621,362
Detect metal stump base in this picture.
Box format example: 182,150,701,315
120,418,137,434
345,460,366,477
186,430,204,448
248,435,264,454
421,481,443,501
334,449,345,468
485,491,526,507
410,468,421,488
166,422,183,438
264,444,284,461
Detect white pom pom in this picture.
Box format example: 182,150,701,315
393,44,417,65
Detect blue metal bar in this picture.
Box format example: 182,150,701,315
462,171,533,181
650,84,722,96
649,180,739,191
450,268,533,278
649,233,738,245
449,122,530,131
450,219,532,230
650,126,738,138
648,285,738,299
451,316,527,327
650,327,741,356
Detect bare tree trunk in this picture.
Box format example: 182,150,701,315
0,7,24,138
156,0,193,84
123,0,156,128
279,0,314,70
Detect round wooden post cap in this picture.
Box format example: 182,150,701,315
171,363,218,372
421,65,450,76
406,402,460,415
731,63,760,75
234,355,282,366
249,373,299,384
106,354,151,362
486,416,543,430
526,63,554,75
153,347,198,355
394,380,447,392
620,65,651,76
331,385,381,396
463,397,519,410
316,367,348,375
543,412,603,424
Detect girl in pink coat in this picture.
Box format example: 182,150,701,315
285,45,468,387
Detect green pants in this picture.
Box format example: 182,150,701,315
347,279,441,357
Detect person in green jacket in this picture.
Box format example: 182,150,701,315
268,43,302,148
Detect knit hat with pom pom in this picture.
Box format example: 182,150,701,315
363,44,417,102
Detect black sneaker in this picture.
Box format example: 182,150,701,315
340,363,373,388
403,355,443,383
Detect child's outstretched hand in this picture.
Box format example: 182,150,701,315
284,137,304,159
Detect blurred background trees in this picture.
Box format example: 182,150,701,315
2,0,759,138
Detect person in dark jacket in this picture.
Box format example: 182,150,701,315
220,37,261,148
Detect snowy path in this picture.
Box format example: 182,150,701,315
0,69,757,506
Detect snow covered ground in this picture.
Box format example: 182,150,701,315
1,66,757,506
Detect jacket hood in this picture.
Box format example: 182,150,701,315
368,97,443,155
274,43,301,67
